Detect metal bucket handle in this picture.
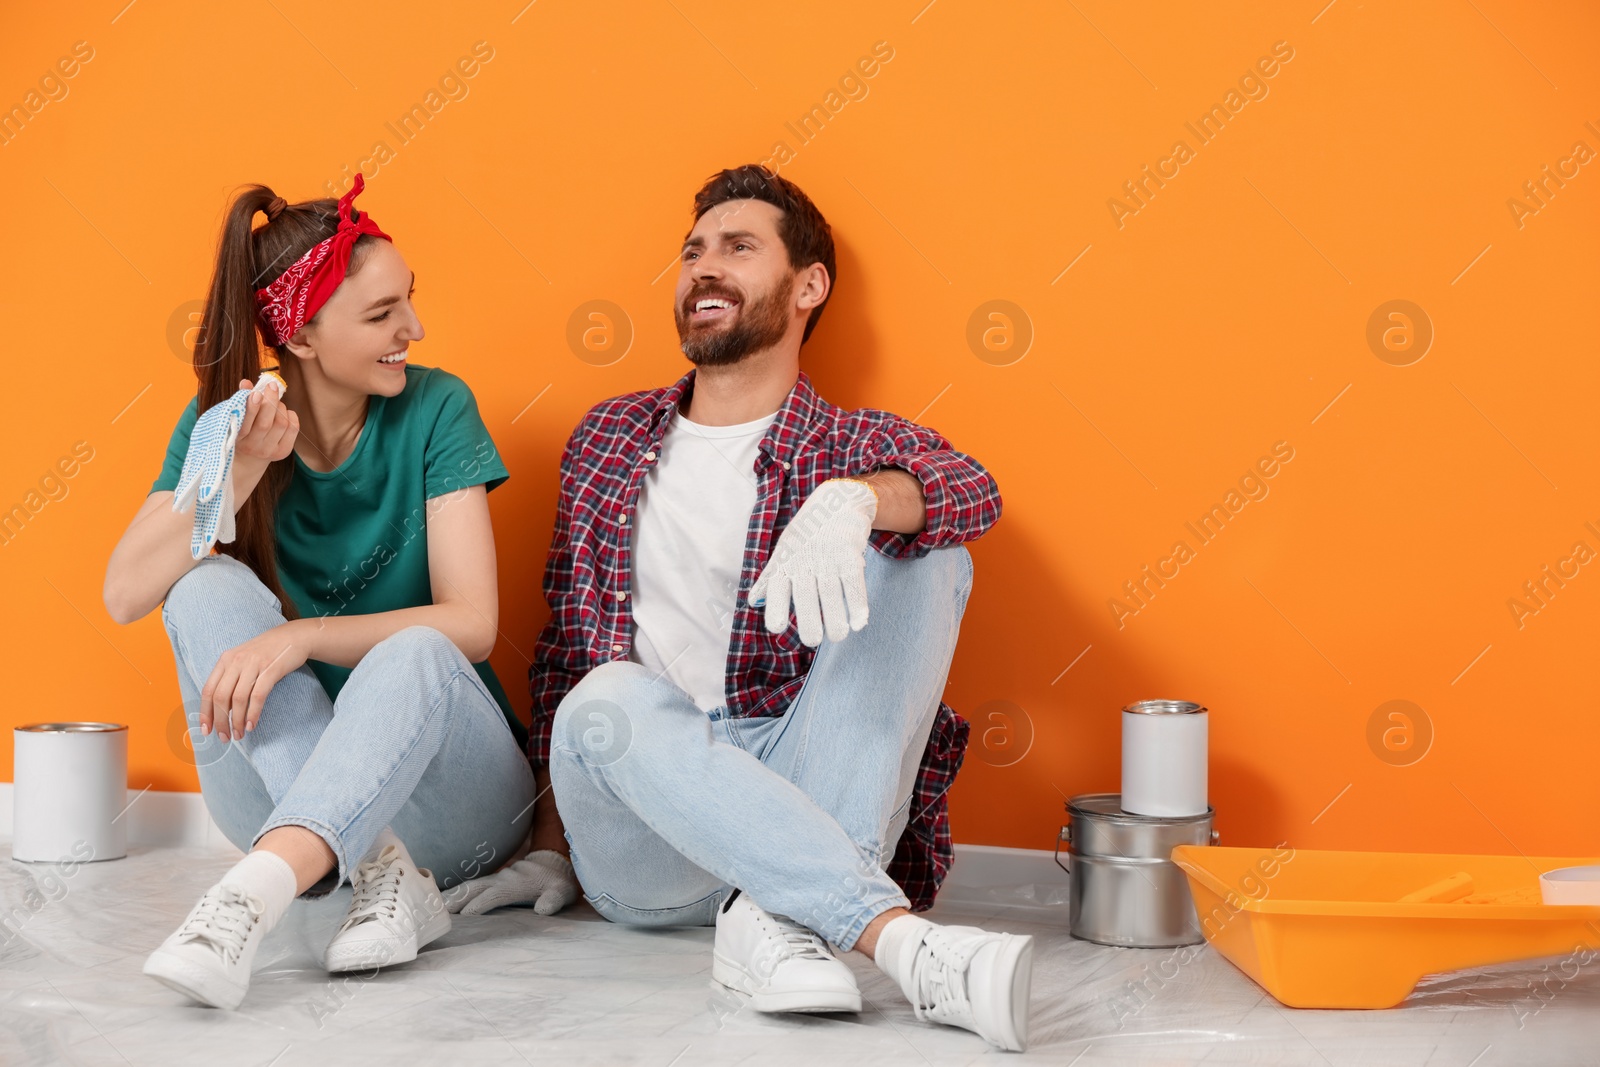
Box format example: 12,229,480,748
1054,815,1220,874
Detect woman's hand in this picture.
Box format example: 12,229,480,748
201,619,315,742
235,377,298,465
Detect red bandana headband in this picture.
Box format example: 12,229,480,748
255,172,392,346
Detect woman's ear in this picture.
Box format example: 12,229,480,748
281,327,316,362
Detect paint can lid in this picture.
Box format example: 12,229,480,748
14,723,127,732
1067,792,1213,822
1122,700,1207,715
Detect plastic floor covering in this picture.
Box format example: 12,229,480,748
2,839,1596,1066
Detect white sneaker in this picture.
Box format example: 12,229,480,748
899,923,1033,1051
323,844,451,973
142,883,268,1010
712,890,861,1013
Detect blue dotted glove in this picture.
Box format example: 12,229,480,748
171,372,285,560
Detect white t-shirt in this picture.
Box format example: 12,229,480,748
629,404,778,711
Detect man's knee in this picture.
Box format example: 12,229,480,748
555,661,636,729
552,660,695,770
552,661,656,768
586,884,726,929
950,544,975,610
937,544,975,603
867,542,974,609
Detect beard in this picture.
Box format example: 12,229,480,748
676,273,794,367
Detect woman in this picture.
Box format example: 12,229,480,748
101,174,542,1010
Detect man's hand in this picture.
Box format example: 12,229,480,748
443,850,580,916
748,478,878,646
201,619,314,742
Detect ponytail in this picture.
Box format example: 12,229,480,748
191,184,375,620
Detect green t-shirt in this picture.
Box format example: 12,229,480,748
151,363,527,750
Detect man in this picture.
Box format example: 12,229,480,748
452,165,1031,1051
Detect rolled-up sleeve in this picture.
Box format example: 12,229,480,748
855,415,1002,560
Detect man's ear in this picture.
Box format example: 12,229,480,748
795,262,830,311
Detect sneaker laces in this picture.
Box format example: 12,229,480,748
174,884,264,964
750,910,834,976
339,845,405,932
907,927,978,1024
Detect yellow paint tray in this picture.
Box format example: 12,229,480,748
1170,845,1600,1008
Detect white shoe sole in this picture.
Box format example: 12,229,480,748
711,952,863,1014
143,948,248,1010
324,903,452,974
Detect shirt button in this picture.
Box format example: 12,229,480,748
620,514,629,524
610,643,624,653
645,450,657,461
781,460,792,470
615,590,628,600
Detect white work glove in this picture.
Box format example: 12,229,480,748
442,850,579,916
171,373,285,558
748,477,878,646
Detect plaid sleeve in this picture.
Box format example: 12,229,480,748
527,423,587,767
853,414,1002,561
885,703,970,911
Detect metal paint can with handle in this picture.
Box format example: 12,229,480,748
1054,792,1218,947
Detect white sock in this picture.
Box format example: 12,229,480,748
873,914,935,996
218,850,298,930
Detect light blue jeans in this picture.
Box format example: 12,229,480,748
549,543,974,950
161,554,537,895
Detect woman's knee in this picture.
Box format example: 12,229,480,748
163,555,278,625
349,626,464,691
372,624,460,661
328,627,463,728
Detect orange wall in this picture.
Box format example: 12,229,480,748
1,1,1596,859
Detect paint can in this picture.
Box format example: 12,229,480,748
1121,699,1208,817
12,723,128,863
1055,792,1218,947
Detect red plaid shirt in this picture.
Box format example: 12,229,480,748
528,367,1002,910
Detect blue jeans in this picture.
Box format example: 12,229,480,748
549,543,974,950
161,554,537,895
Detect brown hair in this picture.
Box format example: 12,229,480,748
190,184,383,618
689,165,836,343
